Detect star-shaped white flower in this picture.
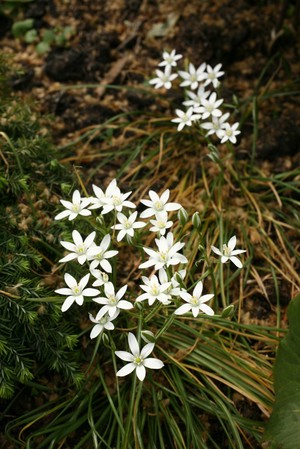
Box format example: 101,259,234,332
89,183,112,210
89,310,119,339
202,63,224,89
140,189,181,219
149,67,178,90
178,62,207,90
158,268,186,297
90,269,111,287
86,234,118,272
175,281,214,317
171,107,201,131
55,190,92,221
59,230,96,265
93,282,133,318
182,85,211,109
201,112,230,137
158,49,182,69
55,273,100,312
136,274,171,305
115,332,164,381
216,122,241,144
194,92,223,120
149,211,173,236
100,179,136,215
111,211,146,242
139,232,188,271
211,235,246,268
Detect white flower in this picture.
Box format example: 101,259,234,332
100,179,136,215
194,92,223,120
149,211,173,236
89,310,119,339
90,269,110,287
211,235,246,268
158,268,186,297
139,232,188,270
111,211,146,242
175,281,214,317
136,274,171,305
200,112,230,136
178,62,207,90
182,85,211,109
55,190,91,221
202,63,224,88
216,122,241,144
93,282,133,318
140,189,181,219
55,273,100,312
89,183,111,210
171,107,201,131
59,230,96,265
87,234,118,273
115,332,164,381
149,66,178,90
158,49,182,69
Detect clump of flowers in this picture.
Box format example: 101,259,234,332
149,49,241,145
54,179,246,381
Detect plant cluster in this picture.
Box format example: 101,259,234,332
54,177,246,383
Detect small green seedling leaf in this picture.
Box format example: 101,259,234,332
12,18,34,38
35,41,50,55
24,28,37,43
263,294,300,449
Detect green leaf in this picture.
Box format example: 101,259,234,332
264,294,300,448
35,41,50,55
24,28,37,43
12,18,34,38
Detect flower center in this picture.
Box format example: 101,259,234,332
95,250,104,260
226,128,233,137
76,245,85,254
72,285,81,295
223,244,231,256
134,356,143,365
154,200,164,211
124,219,131,229
159,251,168,262
191,296,199,305
112,196,122,206
107,294,117,305
150,284,159,296
72,204,80,212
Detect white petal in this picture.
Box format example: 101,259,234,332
128,333,139,355
61,296,75,312
136,365,146,381
141,343,154,359
228,236,237,251
72,230,83,246
143,358,164,369
64,273,77,288
174,303,192,315
90,325,102,339
193,281,203,298
200,304,215,316
211,245,222,256
230,256,243,268
115,351,135,362
116,363,136,377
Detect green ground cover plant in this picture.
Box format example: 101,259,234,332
1,48,300,449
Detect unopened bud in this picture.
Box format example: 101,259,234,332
192,212,201,230
221,304,235,318
141,330,156,344
178,207,188,226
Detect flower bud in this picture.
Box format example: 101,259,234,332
141,330,156,344
178,207,188,226
221,304,235,318
192,212,201,230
